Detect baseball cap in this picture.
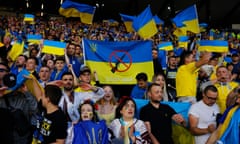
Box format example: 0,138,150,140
80,66,91,75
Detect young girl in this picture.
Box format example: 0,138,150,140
72,100,109,144
109,96,151,144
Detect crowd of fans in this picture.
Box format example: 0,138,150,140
0,13,240,144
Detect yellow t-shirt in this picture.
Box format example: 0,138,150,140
176,62,198,97
214,81,238,113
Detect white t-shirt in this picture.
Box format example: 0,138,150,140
188,100,220,144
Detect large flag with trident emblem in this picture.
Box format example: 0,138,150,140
83,39,154,84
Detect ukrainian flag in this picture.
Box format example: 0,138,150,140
153,15,164,25
120,13,135,32
83,39,154,84
178,36,189,49
199,23,208,32
218,106,240,143
8,40,24,61
27,34,42,44
209,29,215,40
42,40,66,55
4,69,44,96
103,19,119,26
199,40,228,52
173,27,187,38
134,99,194,144
59,0,96,24
23,14,34,23
132,5,157,39
172,5,200,34
158,42,173,51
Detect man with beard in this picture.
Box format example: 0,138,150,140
140,83,186,144
10,55,28,76
58,72,104,123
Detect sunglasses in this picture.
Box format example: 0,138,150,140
206,95,217,101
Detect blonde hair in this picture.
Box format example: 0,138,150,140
152,73,169,101
96,85,117,105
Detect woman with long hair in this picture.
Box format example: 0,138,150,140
152,73,172,101
109,96,151,144
96,85,118,126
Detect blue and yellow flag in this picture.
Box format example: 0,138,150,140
173,27,187,38
59,0,96,24
132,5,157,39
83,39,154,84
153,15,164,25
103,19,119,26
178,36,189,49
158,42,173,51
134,99,194,144
8,41,24,61
120,13,135,32
23,14,34,23
27,34,42,44
199,23,208,32
4,69,44,96
172,5,200,34
42,40,66,55
199,40,228,52
218,106,240,143
209,29,215,40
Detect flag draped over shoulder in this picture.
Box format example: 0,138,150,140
172,5,200,34
27,34,42,44
42,40,66,55
199,40,228,52
120,13,135,32
132,5,157,39
59,0,96,24
158,42,173,51
83,39,154,84
23,14,34,23
8,40,24,61
218,106,240,143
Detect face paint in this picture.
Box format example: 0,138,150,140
88,112,93,118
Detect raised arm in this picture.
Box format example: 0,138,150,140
25,75,43,102
195,52,212,68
